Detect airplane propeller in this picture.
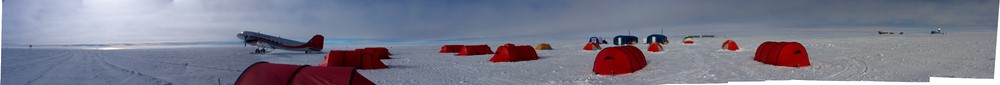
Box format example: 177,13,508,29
243,36,249,47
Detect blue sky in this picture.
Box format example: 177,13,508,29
2,0,997,45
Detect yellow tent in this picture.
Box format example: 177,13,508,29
536,43,553,50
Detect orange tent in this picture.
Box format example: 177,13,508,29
440,45,463,53
536,43,553,50
490,44,539,62
365,47,392,55
583,42,602,51
359,47,391,59
647,43,663,52
236,62,375,85
683,37,694,44
320,50,387,69
721,40,739,51
593,46,647,75
456,45,494,56
754,42,810,67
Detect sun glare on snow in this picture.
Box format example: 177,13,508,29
96,47,126,50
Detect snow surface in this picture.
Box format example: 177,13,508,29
2,32,995,85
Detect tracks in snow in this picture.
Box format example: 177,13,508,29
22,51,77,85
822,56,870,80
86,51,174,84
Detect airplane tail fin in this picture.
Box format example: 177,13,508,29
305,34,324,50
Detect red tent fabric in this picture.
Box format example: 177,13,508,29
320,50,387,69
365,47,392,55
583,42,602,51
754,42,810,67
456,45,494,56
754,42,778,62
647,43,663,52
359,47,391,59
516,46,539,60
290,66,375,85
235,62,376,85
593,46,647,75
683,37,694,44
235,62,302,85
490,44,539,62
440,45,464,53
721,40,739,51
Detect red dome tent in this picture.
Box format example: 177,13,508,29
647,43,663,52
683,37,694,44
721,40,739,51
359,47,392,59
754,42,810,67
320,50,387,69
490,44,539,62
440,45,463,53
593,46,648,75
235,62,375,85
456,45,494,56
583,42,602,51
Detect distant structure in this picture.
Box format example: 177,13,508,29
684,35,716,38
931,28,944,34
645,29,668,44
589,37,608,44
612,30,639,45
700,35,715,38
28,45,32,48
877,29,902,35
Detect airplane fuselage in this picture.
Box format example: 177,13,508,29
237,31,324,52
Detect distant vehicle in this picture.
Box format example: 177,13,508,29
931,28,944,34
237,31,324,54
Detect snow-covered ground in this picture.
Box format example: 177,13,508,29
2,32,994,85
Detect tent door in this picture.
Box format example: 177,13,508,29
652,38,656,44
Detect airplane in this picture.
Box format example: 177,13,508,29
237,31,324,54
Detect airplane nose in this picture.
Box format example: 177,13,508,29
237,33,246,39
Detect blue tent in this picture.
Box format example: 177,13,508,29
612,35,639,45
589,37,607,44
645,34,667,44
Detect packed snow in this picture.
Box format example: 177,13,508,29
2,32,994,85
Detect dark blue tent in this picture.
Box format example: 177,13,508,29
645,34,667,44
589,37,606,44
612,35,639,45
